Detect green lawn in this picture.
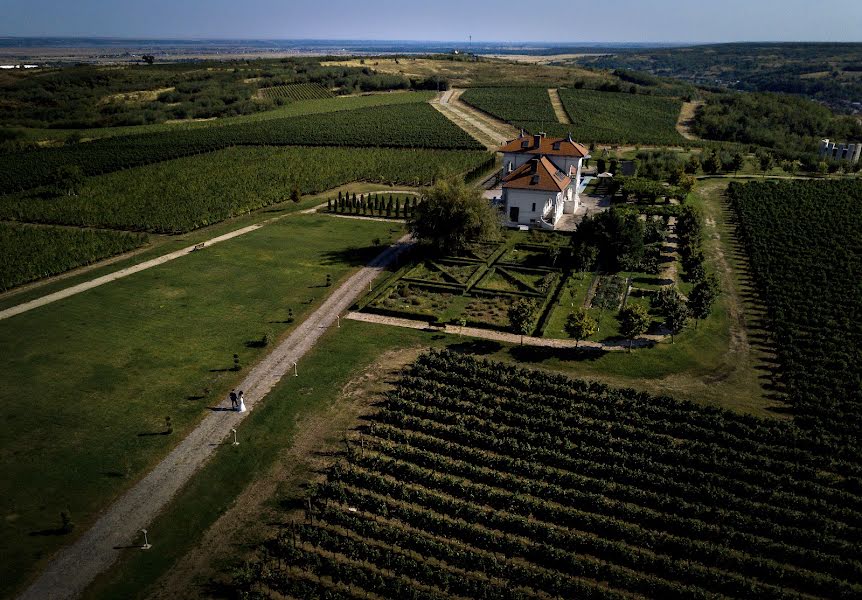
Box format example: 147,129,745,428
0,214,404,597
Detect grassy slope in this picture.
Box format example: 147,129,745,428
0,214,404,597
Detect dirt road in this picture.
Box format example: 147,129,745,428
548,88,571,124
432,89,518,150
16,236,413,600
346,311,668,350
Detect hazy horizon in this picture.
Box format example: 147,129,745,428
3,0,861,44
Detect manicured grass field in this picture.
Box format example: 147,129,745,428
0,223,147,291
0,214,404,597
0,146,490,233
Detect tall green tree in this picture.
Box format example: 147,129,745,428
688,274,720,328
618,304,651,351
662,291,691,343
565,308,598,348
409,177,500,254
507,298,536,345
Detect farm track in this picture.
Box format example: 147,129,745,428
346,311,668,349
676,100,703,140
432,89,518,150
16,235,414,600
548,88,571,124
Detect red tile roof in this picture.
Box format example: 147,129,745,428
499,132,589,158
502,156,572,193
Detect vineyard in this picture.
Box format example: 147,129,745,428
0,223,147,291
0,146,491,234
460,87,560,127
727,180,862,453
460,87,684,145
235,350,862,600
259,83,335,102
557,89,684,145
0,102,483,194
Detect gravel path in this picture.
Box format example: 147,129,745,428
17,236,413,600
346,311,667,350
432,89,517,150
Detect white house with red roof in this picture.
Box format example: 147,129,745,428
499,132,590,229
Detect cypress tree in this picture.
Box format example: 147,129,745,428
394,198,400,218
327,198,332,212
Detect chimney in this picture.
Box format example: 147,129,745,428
530,158,539,173
533,134,541,148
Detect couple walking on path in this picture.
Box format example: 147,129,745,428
229,389,246,412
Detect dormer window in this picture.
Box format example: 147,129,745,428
552,142,561,150
521,140,530,148
531,175,540,185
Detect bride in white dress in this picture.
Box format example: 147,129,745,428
237,391,247,413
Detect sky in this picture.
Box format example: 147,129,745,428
2,0,861,43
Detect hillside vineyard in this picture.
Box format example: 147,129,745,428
234,351,862,600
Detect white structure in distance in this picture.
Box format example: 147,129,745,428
819,139,861,164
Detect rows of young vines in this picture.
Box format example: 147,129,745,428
460,87,684,145
259,83,334,101
0,223,147,290
0,102,483,194
235,350,862,599
0,146,490,233
727,180,862,451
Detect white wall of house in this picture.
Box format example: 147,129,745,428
503,187,567,228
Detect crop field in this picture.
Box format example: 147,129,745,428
0,223,147,291
460,86,559,126
557,89,684,145
0,102,483,194
258,82,334,101
728,180,862,451
0,146,491,233
360,235,566,333
236,350,862,600
460,86,684,145
23,91,437,143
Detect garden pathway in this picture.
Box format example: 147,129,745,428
346,311,667,350
17,236,414,600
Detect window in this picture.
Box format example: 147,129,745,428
532,202,536,211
